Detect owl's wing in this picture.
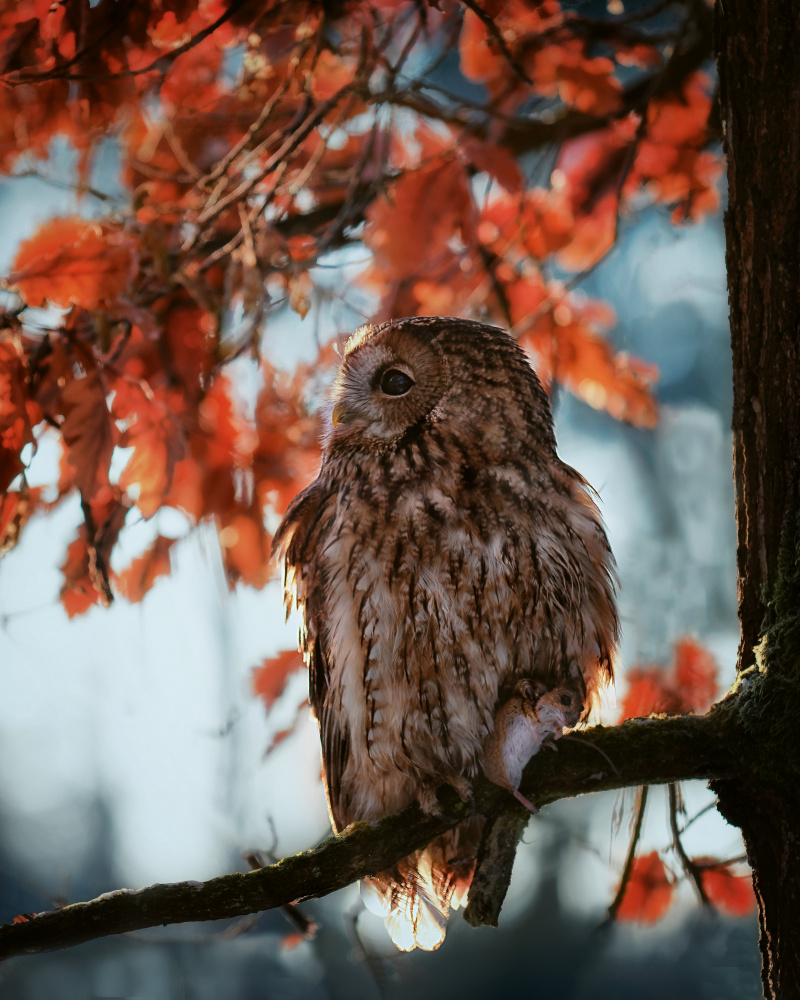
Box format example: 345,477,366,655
312,639,350,831
273,480,349,831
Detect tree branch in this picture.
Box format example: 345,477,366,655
0,708,739,963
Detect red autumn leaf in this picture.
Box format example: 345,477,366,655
480,189,574,261
0,486,41,556
60,490,127,617
113,383,185,519
459,136,525,194
60,532,106,618
673,637,718,713
311,49,357,101
695,859,755,917
280,931,305,951
619,639,720,722
530,44,622,116
219,507,272,589
511,280,658,427
10,217,137,309
115,535,175,603
60,369,116,500
458,6,503,84
365,159,476,280
616,851,674,925
618,670,678,723
0,339,39,492
253,362,319,514
286,234,318,263
252,650,305,711
556,189,619,272
163,298,216,398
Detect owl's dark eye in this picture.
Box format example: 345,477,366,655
379,368,415,397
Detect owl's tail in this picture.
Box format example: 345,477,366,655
360,819,482,951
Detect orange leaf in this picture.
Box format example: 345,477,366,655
114,384,185,519
163,299,216,398
0,340,38,492
220,509,272,589
60,370,116,500
253,362,320,514
59,493,126,617
60,533,105,618
10,217,137,309
616,851,674,925
0,487,41,556
556,189,619,271
311,49,357,100
673,637,718,713
696,861,755,917
619,638,720,722
252,650,304,711
365,159,476,280
618,670,677,723
459,7,500,84
115,535,175,603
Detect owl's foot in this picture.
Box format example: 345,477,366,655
513,789,538,813
447,773,474,805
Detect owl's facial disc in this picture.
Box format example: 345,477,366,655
328,329,445,444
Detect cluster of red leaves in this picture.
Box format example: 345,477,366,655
618,638,720,722
0,0,721,614
616,851,754,924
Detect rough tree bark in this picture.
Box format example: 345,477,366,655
713,1,800,996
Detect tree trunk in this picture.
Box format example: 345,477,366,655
714,1,800,995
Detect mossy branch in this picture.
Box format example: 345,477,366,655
0,709,739,964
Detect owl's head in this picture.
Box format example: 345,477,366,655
327,320,449,445
326,317,556,454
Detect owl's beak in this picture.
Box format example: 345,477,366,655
331,400,354,427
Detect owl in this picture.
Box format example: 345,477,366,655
273,317,618,951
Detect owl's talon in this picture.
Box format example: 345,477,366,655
513,789,538,813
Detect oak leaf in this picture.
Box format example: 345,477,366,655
618,638,720,722
365,159,476,280
219,508,272,589
10,217,137,310
695,860,755,917
0,486,41,556
60,369,116,500
115,535,175,603
113,383,185,519
252,649,305,711
616,851,674,924
311,49,357,101
0,339,39,492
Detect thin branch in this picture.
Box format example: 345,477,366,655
0,710,738,962
669,782,711,907
605,785,649,923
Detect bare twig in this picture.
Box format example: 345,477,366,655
668,782,711,907
605,785,649,923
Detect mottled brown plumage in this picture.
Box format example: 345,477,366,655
273,317,618,950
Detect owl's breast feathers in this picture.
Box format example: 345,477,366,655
273,433,617,831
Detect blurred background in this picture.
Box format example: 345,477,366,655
0,1,759,997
